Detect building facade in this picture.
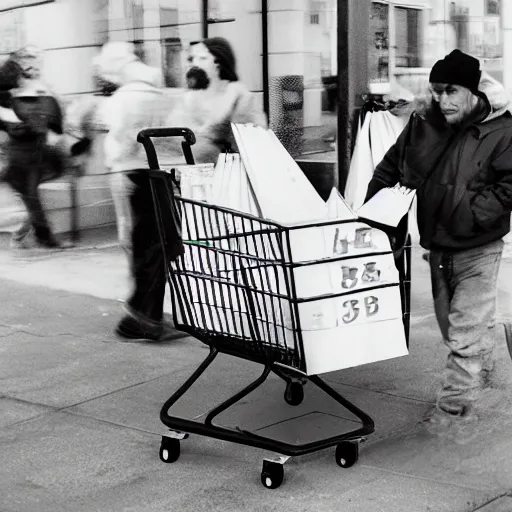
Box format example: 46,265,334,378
0,0,510,235
2,1,509,160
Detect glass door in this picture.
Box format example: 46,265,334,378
368,2,390,86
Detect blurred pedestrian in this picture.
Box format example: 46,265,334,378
93,41,177,340
364,50,512,439
114,37,267,341
168,37,267,162
0,46,71,249
92,41,164,263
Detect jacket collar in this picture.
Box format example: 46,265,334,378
472,111,512,139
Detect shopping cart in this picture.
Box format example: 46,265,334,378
137,127,411,489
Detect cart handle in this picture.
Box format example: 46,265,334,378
137,127,196,168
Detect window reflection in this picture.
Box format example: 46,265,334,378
368,0,504,96
268,0,338,161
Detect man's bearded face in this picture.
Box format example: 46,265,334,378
186,43,218,89
430,83,478,125
186,66,210,90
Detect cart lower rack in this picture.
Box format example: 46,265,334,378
138,128,411,489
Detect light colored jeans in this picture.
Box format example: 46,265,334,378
109,171,135,259
429,239,504,414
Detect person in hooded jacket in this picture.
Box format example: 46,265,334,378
364,49,512,438
93,41,165,258
94,41,185,341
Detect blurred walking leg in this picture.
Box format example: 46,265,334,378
8,166,60,248
115,172,167,340
109,171,135,264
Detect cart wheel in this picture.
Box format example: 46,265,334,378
261,461,284,489
335,441,359,468
284,381,304,406
159,437,180,463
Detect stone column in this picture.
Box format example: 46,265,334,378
267,0,305,79
337,0,369,192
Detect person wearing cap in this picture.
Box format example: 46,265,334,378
93,41,185,342
364,49,512,438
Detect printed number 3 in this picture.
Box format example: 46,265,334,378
342,296,379,324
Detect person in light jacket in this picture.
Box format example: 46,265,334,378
93,41,165,260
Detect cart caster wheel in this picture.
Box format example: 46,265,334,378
261,461,284,489
284,381,304,406
335,441,359,468
159,438,180,463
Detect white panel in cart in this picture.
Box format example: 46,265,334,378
287,221,392,264
292,253,399,299
298,285,403,331
301,318,408,374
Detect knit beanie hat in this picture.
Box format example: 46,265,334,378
429,49,481,93
200,37,238,82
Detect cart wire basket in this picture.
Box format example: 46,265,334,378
137,127,411,489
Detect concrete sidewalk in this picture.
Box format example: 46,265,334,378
1,241,512,511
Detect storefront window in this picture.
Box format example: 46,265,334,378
368,2,389,83
205,0,262,104
395,7,420,68
265,0,337,163
205,0,338,164
100,0,339,179
104,0,202,88
369,0,505,96
159,0,203,88
426,0,504,85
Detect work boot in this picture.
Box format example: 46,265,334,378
116,314,163,341
10,236,34,250
10,225,35,249
116,310,183,342
37,237,74,249
421,405,478,444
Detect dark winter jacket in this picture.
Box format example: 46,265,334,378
0,86,65,186
366,74,512,251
